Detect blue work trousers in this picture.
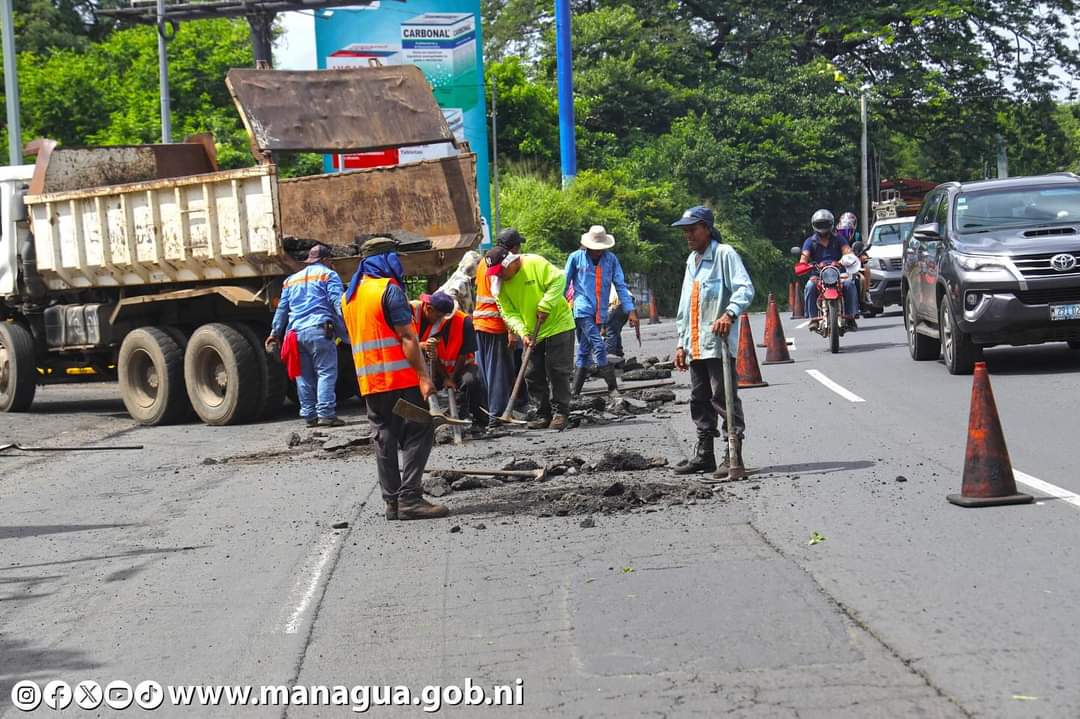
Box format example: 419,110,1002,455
805,277,860,318
476,331,514,419
574,317,609,369
296,326,339,419
606,307,629,357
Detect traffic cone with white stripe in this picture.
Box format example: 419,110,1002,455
947,362,1033,508
762,294,794,365
736,314,768,389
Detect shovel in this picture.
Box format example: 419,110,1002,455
391,354,471,428
426,467,546,481
720,336,747,481
488,316,543,426
445,380,464,445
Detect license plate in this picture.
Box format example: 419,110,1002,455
1050,303,1080,321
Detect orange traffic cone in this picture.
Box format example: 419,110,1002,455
947,362,1033,508
793,281,805,319
648,294,660,325
736,314,768,389
762,294,794,365
788,281,799,319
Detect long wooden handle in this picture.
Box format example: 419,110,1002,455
501,316,543,420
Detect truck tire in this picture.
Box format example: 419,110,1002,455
184,323,260,425
940,297,981,375
118,327,187,425
336,342,359,401
905,292,940,361
234,322,286,421
159,326,196,421
0,321,37,412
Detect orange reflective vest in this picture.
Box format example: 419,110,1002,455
343,277,417,396
412,302,474,378
473,259,506,334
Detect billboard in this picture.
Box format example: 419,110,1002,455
314,2,492,247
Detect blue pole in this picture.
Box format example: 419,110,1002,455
554,0,576,187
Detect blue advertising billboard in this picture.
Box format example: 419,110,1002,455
314,2,491,247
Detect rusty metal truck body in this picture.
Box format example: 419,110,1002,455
0,67,482,425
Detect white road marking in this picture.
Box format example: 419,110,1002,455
805,369,866,403
796,320,811,329
281,530,339,634
1014,470,1080,510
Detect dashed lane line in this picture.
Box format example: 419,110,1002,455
805,369,866,403
1014,470,1080,510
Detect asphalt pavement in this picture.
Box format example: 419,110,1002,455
1,310,1078,717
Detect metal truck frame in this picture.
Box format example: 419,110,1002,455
0,67,482,425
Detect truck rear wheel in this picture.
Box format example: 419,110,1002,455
0,322,37,412
234,323,286,421
184,323,260,425
118,327,187,425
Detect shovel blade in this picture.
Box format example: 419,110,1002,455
393,398,433,424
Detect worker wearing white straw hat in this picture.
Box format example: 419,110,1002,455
563,225,638,395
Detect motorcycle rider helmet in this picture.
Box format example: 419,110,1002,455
838,212,857,230
811,209,835,233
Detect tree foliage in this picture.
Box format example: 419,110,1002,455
486,1,1080,304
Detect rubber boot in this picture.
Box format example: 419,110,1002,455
673,434,716,475
601,365,619,394
713,438,747,480
571,367,588,397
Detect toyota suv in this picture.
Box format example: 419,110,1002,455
902,173,1080,374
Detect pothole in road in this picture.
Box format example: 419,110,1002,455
426,450,724,518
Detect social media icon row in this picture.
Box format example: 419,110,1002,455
11,679,164,710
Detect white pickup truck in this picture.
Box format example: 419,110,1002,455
0,67,481,426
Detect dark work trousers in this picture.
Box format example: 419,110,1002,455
365,387,434,502
437,364,488,426
476,331,514,419
524,329,575,419
689,355,746,440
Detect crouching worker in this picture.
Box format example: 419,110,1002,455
412,291,489,435
342,240,448,521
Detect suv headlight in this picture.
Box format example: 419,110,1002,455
952,252,1005,272
869,257,885,270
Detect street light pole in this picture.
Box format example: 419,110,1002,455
491,79,500,234
156,0,173,143
860,91,869,237
1,0,22,164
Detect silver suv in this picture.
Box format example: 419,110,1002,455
902,173,1080,374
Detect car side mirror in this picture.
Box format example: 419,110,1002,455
790,246,802,257
851,241,865,255
914,222,942,241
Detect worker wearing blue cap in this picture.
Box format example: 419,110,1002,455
670,206,754,479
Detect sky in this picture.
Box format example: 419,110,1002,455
276,12,318,70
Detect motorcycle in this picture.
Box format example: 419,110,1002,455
795,260,849,354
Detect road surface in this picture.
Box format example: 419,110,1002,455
1,312,1077,717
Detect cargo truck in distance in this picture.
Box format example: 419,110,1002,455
0,67,482,425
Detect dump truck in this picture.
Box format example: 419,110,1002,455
0,67,482,425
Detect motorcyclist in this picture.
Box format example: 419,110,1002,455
799,209,860,331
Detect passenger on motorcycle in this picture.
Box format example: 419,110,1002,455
800,209,860,331
836,211,871,308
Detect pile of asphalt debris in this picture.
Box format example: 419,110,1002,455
424,451,720,517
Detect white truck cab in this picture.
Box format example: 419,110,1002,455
864,216,914,315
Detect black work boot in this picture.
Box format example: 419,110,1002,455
673,434,716,475
601,365,619,394
397,496,449,520
571,367,588,397
385,500,398,521
712,438,747,480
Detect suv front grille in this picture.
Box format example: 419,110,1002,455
1012,251,1080,278
885,257,903,271
1013,287,1080,305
